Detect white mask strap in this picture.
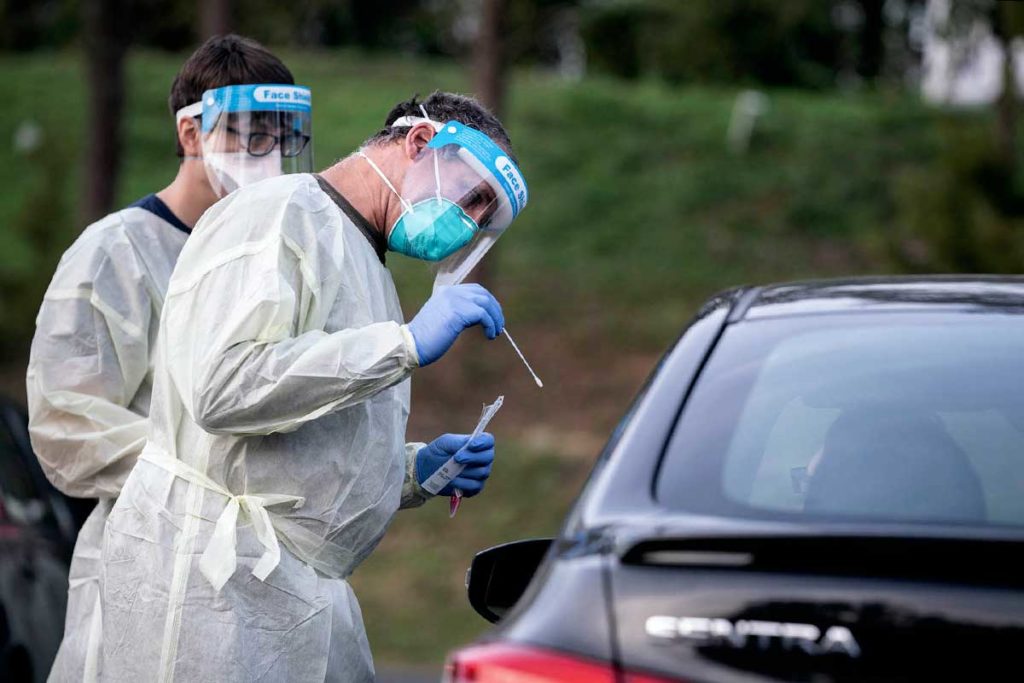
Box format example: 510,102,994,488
418,105,444,205
359,151,415,214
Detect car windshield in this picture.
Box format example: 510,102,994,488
656,312,1024,528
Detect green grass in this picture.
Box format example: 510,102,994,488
0,48,996,665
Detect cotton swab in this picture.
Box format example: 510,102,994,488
502,327,543,388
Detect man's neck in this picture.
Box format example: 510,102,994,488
156,160,219,229
318,153,391,236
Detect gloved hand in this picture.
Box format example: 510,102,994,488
407,284,504,366
416,432,495,497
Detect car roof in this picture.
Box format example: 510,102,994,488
730,276,1024,321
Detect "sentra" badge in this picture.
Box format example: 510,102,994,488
645,615,861,658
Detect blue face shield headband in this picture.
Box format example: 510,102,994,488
359,112,528,278
175,84,313,197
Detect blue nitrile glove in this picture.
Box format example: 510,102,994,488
407,284,505,366
416,432,496,497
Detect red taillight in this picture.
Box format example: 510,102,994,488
623,673,684,683
443,642,681,683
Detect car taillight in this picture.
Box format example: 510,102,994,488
443,642,681,683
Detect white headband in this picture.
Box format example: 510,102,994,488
390,116,444,132
175,100,203,122
391,105,443,131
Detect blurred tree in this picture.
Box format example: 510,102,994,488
0,0,75,51
578,0,651,79
0,0,577,71
0,126,74,355
121,0,193,49
228,0,427,51
856,0,885,80
200,0,233,38
502,0,583,73
81,0,129,224
894,121,1024,273
349,0,421,48
939,0,1024,167
992,0,1024,169
474,0,509,117
419,0,583,70
582,0,841,88
471,0,510,289
879,0,928,86
894,0,1024,273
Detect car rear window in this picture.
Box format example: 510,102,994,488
656,312,1024,527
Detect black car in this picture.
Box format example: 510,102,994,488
447,277,1024,683
0,397,77,682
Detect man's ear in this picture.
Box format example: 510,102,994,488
403,122,436,161
178,117,202,157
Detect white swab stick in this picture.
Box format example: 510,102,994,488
503,327,543,388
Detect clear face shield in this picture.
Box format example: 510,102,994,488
176,84,313,197
360,116,528,290
424,121,527,291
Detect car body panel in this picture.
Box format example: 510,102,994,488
493,553,618,664
611,562,1024,682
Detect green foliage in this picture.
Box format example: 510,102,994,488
0,54,84,355
501,77,947,344
0,50,985,356
582,0,840,88
893,119,1024,272
0,136,72,357
0,0,79,51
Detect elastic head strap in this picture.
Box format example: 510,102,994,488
390,115,443,131
175,100,203,123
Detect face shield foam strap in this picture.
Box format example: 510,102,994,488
389,108,444,131
176,102,205,164
175,100,203,122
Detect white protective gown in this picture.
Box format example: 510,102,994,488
100,173,429,682
26,204,190,682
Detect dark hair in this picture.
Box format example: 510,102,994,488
168,34,293,157
365,91,515,162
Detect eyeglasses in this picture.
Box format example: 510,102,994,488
224,125,311,158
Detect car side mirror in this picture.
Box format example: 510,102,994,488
466,538,553,623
